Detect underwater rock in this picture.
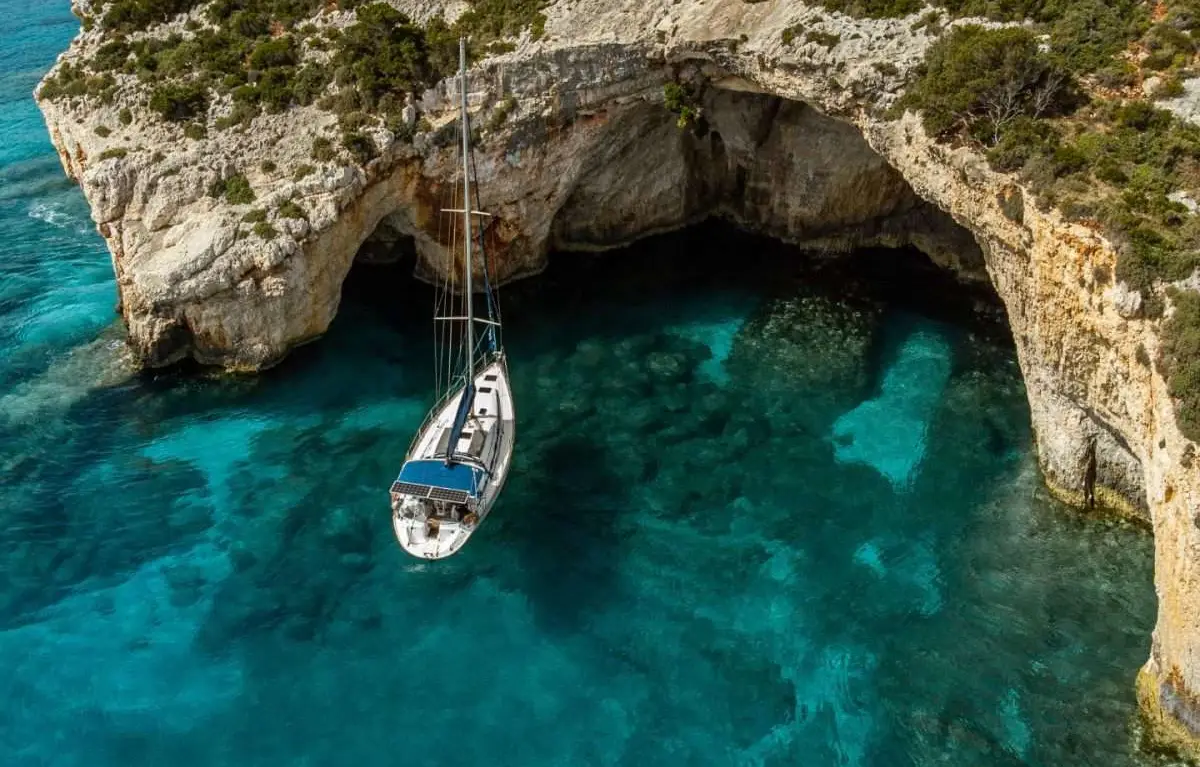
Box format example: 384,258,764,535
831,324,954,489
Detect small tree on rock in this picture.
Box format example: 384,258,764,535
904,25,1074,146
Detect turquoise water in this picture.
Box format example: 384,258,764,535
0,6,1161,766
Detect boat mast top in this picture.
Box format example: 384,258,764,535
459,36,475,380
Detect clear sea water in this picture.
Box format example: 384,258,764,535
0,4,1164,766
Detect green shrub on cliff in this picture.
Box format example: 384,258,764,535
455,0,548,47
250,36,298,70
38,63,115,102
92,40,133,71
278,199,307,219
311,136,335,162
805,30,841,48
102,0,204,32
902,25,1074,144
814,0,922,18
149,81,209,121
341,131,375,165
333,4,432,111
663,82,701,129
1163,291,1200,441
209,173,255,204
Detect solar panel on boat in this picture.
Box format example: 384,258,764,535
391,481,431,497
429,487,470,504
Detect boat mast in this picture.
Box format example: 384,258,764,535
459,37,475,380
444,37,477,466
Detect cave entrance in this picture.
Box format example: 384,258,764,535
338,210,429,330
337,213,1015,400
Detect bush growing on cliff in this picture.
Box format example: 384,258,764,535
278,199,307,219
805,30,841,48
206,0,324,29
985,116,1060,173
455,0,548,47
215,101,260,130
102,0,204,32
814,0,922,18
249,36,298,70
38,63,115,102
92,40,133,71
291,64,332,107
663,82,701,129
487,96,516,132
311,136,335,162
1163,290,1200,441
209,173,255,204
1044,0,1147,74
149,82,209,121
902,25,1074,145
334,4,432,111
341,131,375,165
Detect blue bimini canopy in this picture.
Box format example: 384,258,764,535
391,459,484,503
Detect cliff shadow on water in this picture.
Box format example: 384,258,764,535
333,217,1013,385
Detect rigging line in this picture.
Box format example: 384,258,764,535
465,135,499,355
447,168,464,393
437,174,462,401
434,181,446,398
468,145,502,343
446,174,462,395
442,176,459,398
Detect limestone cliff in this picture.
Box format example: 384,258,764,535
36,0,1200,757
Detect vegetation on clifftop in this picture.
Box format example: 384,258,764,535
45,0,545,157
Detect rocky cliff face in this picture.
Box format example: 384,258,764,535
38,0,1200,756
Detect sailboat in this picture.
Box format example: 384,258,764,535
389,38,515,560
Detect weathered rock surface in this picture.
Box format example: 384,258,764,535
37,0,1200,756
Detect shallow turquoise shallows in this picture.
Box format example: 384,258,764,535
1,6,1159,766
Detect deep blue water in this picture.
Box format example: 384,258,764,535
0,4,1161,766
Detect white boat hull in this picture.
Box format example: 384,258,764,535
391,356,514,559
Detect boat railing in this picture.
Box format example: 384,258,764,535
403,351,506,461
404,386,459,459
